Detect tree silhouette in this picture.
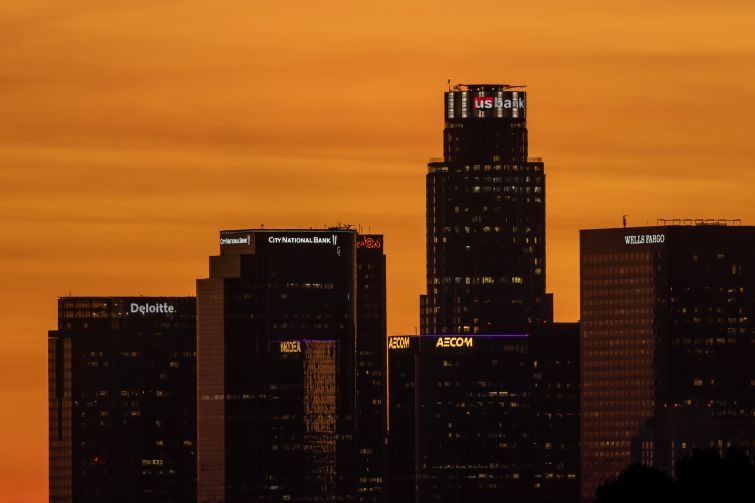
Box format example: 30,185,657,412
594,447,754,503
675,447,755,503
594,463,673,503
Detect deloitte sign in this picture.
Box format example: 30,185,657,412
130,302,176,315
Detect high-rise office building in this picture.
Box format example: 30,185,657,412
421,84,549,335
387,334,533,502
48,297,197,503
387,327,580,503
196,228,386,503
355,234,387,502
396,84,578,503
580,222,755,501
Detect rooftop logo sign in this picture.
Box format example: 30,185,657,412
624,234,665,245
268,234,338,245
388,336,410,350
130,303,176,315
473,96,525,110
435,336,474,348
220,235,250,246
357,236,382,250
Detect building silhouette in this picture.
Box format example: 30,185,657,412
580,222,755,500
48,297,197,503
420,84,550,335
387,84,580,503
196,228,386,503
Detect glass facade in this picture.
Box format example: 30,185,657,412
48,297,197,503
580,225,755,501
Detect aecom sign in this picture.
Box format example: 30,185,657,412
435,336,474,348
388,337,410,350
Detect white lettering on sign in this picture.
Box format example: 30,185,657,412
268,234,338,245
280,340,302,353
473,96,526,110
130,303,176,315
624,234,666,245
388,337,410,350
435,337,474,348
220,235,250,245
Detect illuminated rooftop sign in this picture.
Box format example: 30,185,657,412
446,90,526,119
624,234,665,245
130,302,176,315
435,336,473,348
268,234,338,245
473,96,526,110
220,235,250,245
357,235,382,250
388,336,410,349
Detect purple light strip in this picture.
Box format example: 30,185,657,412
419,333,528,338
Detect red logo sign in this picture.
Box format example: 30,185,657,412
357,236,382,249
473,96,494,109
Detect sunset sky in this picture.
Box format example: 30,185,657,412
1,1,755,500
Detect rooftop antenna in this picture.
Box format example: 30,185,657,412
622,215,627,228
447,78,451,91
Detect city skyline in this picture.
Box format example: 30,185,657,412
2,1,755,501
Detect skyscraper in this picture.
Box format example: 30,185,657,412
580,222,755,501
355,234,387,502
196,228,386,503
48,297,197,503
390,84,578,503
421,84,549,335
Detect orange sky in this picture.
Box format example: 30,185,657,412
1,1,755,501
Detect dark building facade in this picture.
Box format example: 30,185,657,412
355,235,388,502
387,328,580,503
48,297,197,503
531,323,581,503
388,334,533,503
196,228,386,503
580,223,755,501
386,336,417,503
421,84,548,335
401,84,578,503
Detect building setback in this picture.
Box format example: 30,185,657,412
48,297,197,503
421,84,550,336
580,223,755,501
196,228,386,503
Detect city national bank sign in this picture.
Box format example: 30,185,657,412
268,235,338,245
219,234,340,246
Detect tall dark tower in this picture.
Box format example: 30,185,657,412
196,228,387,503
421,84,548,335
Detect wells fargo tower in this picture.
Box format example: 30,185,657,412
420,84,549,335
